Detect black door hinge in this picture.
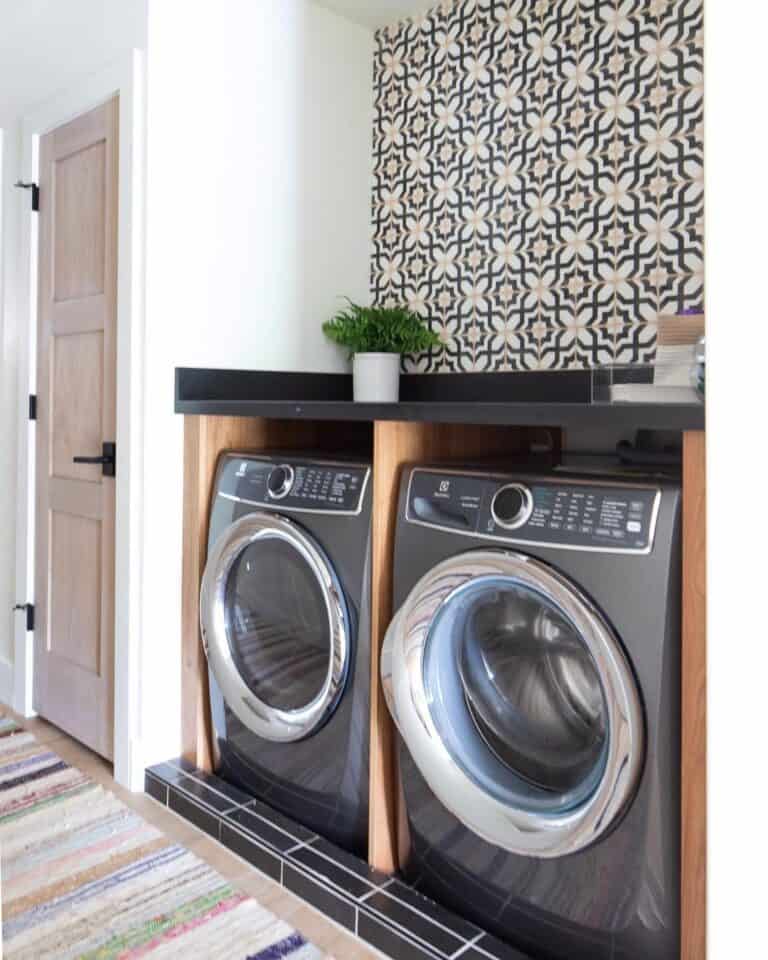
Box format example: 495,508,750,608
14,181,39,212
13,603,35,631
29,394,37,420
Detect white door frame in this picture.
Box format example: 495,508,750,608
13,51,146,789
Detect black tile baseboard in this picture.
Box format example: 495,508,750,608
228,803,309,854
145,759,535,960
289,842,379,900
144,771,168,805
361,887,470,957
283,863,357,932
468,934,537,960
167,787,221,837
220,821,283,882
357,910,443,960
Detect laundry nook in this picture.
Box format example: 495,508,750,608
151,366,706,960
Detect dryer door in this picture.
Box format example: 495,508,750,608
381,550,644,859
201,513,350,742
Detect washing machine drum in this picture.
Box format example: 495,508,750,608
382,550,644,859
200,513,350,743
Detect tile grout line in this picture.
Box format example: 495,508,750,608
449,931,485,959
166,784,225,823
360,910,448,960
284,836,319,856
282,834,386,887
162,760,315,847
359,877,394,905
464,942,511,960
284,861,364,921
371,876,396,896
364,883,482,944
163,759,254,808
212,809,287,864
236,800,316,844
282,858,377,906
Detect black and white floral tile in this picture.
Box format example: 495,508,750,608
146,760,533,960
370,0,704,373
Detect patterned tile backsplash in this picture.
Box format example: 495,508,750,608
370,0,704,373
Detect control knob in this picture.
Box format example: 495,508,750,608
267,464,294,500
491,483,533,530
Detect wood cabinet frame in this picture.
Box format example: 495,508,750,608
180,415,705,959
681,430,706,959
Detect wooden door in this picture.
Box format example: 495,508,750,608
34,97,119,760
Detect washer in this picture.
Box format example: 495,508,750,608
382,465,681,960
200,453,371,856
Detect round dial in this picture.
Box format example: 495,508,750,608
267,464,294,500
491,484,533,530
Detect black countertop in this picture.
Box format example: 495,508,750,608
175,367,705,432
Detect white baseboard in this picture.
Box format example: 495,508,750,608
113,736,148,793
0,657,14,707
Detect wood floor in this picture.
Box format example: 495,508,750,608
0,704,386,960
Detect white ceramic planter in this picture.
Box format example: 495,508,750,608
353,352,400,403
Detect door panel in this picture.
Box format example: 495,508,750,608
49,512,102,673
51,331,104,482
53,140,107,301
35,97,118,760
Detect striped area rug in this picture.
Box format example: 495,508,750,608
0,716,327,959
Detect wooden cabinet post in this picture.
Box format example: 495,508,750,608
681,429,706,959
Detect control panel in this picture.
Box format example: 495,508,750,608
406,469,660,553
220,457,369,514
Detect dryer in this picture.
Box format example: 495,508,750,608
200,453,371,856
382,465,681,960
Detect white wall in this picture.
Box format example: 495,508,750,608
0,122,22,692
0,0,148,118
708,3,768,955
141,0,374,766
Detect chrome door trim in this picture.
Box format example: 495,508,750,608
200,512,349,742
382,549,644,859
404,468,662,556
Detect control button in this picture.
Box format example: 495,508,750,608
627,520,642,533
596,527,611,537
611,529,626,539
491,484,533,530
267,464,294,500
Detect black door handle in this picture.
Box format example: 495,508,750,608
73,441,116,476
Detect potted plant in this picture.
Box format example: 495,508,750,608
323,300,440,402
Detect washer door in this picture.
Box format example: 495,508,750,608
381,550,644,858
201,513,350,742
